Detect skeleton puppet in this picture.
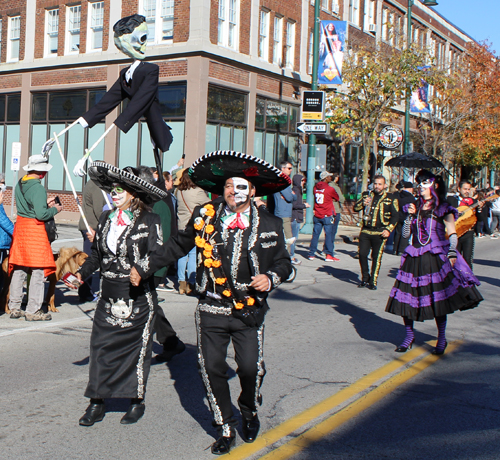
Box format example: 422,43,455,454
43,14,173,177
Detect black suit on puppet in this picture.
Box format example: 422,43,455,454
82,61,173,153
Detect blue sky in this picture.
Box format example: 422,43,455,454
432,0,500,54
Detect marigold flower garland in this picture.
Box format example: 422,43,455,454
194,203,255,310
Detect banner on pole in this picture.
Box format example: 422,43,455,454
410,66,431,113
317,21,346,86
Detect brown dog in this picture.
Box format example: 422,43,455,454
1,247,88,314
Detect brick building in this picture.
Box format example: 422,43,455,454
0,0,471,222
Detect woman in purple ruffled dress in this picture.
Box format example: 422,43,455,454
386,170,482,355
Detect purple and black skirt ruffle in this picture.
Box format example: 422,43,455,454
386,241,482,321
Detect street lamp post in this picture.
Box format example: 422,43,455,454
403,0,438,155
302,0,321,234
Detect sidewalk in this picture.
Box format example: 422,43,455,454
298,224,360,244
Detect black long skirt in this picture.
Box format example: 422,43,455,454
386,250,482,321
84,290,156,399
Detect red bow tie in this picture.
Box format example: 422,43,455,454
227,213,246,230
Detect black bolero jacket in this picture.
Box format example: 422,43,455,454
78,209,164,285
148,200,292,304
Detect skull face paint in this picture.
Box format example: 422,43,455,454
111,184,134,210
232,177,250,205
114,19,148,60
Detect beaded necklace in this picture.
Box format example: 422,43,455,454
416,206,434,246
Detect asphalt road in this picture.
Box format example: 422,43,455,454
0,228,499,460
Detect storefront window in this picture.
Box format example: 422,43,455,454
206,85,247,152
31,89,106,192
254,97,300,170
0,93,21,187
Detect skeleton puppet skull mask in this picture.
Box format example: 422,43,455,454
113,14,148,60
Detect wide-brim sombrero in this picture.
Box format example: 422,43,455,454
188,151,291,196
88,161,167,204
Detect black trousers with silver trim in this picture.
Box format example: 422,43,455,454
195,308,265,433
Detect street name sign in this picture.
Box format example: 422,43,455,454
296,122,329,134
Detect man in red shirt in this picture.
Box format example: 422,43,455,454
307,172,340,261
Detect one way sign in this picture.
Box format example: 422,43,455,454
296,122,329,134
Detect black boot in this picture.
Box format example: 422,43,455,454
79,399,105,426
121,399,145,425
242,415,260,443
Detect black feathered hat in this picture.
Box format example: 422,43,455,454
88,161,167,204
188,150,291,196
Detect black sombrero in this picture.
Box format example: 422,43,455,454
188,151,291,196
88,161,167,204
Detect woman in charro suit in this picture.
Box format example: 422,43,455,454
76,162,167,427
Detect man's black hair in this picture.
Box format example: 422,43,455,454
458,179,472,189
113,14,146,37
373,174,386,183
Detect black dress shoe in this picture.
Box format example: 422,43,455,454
211,434,236,455
357,281,367,288
120,403,146,424
79,403,105,426
155,340,186,363
367,284,377,290
242,415,260,443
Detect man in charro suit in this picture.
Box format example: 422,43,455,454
447,180,477,269
130,151,292,455
354,175,398,290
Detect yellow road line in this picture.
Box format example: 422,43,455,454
260,340,463,460
228,344,430,459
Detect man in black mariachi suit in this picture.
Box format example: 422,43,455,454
78,14,173,156
130,151,292,455
447,180,476,269
354,175,398,290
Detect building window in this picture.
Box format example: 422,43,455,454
8,16,21,62
0,19,3,59
118,83,186,170
349,0,360,27
141,0,174,43
254,97,300,167
66,5,81,54
382,8,388,42
31,89,106,192
259,10,269,61
206,86,247,153
0,93,21,187
273,16,283,66
308,32,313,75
332,0,340,14
88,2,104,51
218,0,239,50
322,0,329,10
45,9,59,56
364,0,375,31
285,21,295,70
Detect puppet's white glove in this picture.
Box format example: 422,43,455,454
73,152,91,177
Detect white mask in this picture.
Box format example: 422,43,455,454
231,177,250,205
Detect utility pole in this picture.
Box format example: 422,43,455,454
302,0,321,234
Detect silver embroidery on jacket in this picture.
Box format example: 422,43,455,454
198,303,232,315
261,241,277,248
130,232,149,241
266,270,281,288
260,231,278,239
